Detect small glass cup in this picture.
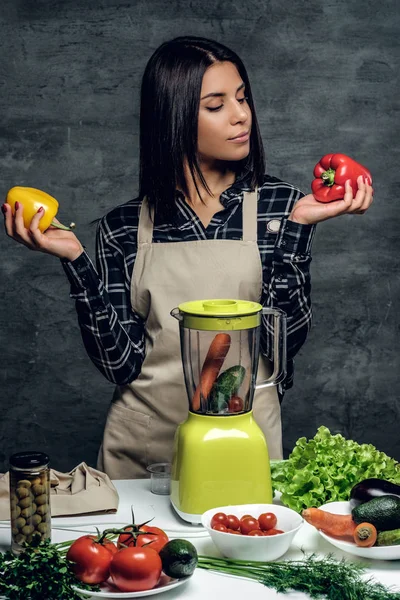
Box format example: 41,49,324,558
147,463,171,495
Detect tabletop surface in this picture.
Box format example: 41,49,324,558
1,478,400,599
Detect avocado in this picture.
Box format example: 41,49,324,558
351,495,400,531
209,365,246,412
159,539,198,578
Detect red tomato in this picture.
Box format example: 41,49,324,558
212,523,228,532
66,535,115,584
240,517,260,535
227,528,242,534
258,512,277,531
228,395,244,413
263,528,284,536
240,514,254,522
118,525,169,553
110,546,162,592
248,529,264,536
210,512,228,529
225,514,240,530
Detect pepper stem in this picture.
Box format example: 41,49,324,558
50,220,76,231
321,168,336,186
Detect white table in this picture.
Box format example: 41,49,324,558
1,479,400,599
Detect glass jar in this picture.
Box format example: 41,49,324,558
9,451,51,555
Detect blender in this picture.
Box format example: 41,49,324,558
170,299,286,524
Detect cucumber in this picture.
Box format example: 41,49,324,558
351,495,400,531
376,528,400,546
209,365,246,412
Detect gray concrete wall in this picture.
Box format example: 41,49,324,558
1,0,399,472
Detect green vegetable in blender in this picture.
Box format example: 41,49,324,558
270,426,400,513
208,365,246,412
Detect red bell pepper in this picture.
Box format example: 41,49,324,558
311,153,372,203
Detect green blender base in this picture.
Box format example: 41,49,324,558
170,411,273,524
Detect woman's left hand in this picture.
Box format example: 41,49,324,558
289,175,373,225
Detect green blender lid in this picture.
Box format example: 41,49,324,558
176,299,262,331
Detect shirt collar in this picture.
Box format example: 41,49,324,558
171,168,254,227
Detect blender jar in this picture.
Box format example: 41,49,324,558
171,299,286,415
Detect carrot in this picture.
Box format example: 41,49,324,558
353,522,377,547
192,333,231,411
302,508,356,537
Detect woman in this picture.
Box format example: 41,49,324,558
2,36,373,477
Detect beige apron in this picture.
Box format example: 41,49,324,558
97,190,283,479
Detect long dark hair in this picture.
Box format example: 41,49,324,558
139,36,265,221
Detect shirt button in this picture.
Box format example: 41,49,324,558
281,240,287,247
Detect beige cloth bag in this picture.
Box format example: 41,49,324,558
0,462,119,520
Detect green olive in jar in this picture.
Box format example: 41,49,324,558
21,505,36,519
15,533,26,544
35,493,47,506
21,524,35,536
18,496,33,509
36,504,48,516
11,505,21,520
15,517,26,530
31,513,42,526
37,522,48,535
16,486,30,500
32,484,45,496
17,479,32,488
30,477,42,486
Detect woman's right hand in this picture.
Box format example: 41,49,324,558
2,202,84,261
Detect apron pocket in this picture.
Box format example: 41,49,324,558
101,403,151,479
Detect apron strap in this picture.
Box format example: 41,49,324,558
242,188,258,242
137,197,154,245
138,188,259,244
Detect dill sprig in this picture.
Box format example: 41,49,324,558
198,553,400,599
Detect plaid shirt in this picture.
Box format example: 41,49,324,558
62,172,315,396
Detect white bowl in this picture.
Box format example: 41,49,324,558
318,501,400,561
201,503,303,562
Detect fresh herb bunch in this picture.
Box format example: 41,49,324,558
271,426,400,513
0,537,99,600
198,553,400,599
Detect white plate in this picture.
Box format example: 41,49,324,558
72,574,192,598
318,501,400,560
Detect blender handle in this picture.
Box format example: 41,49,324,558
255,307,287,389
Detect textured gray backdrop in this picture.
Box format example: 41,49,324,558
1,0,399,473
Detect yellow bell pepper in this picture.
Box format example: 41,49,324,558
6,186,75,232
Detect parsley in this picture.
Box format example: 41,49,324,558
0,537,99,600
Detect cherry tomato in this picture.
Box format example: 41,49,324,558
258,512,277,531
225,514,240,530
228,395,244,413
212,523,228,532
263,528,284,536
240,514,254,522
240,517,260,535
66,535,116,584
110,546,162,592
227,528,242,534
118,525,169,553
210,512,228,528
248,529,264,536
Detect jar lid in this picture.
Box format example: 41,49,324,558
9,451,50,470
